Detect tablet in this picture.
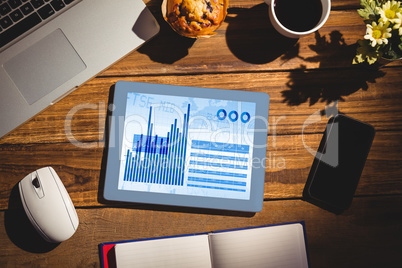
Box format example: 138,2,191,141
103,81,269,212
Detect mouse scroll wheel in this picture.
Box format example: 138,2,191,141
32,177,40,188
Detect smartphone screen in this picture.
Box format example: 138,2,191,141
304,114,375,211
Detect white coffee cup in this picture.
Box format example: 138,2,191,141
264,0,331,38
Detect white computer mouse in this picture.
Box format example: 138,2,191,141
18,166,79,243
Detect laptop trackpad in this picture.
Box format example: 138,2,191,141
4,29,86,105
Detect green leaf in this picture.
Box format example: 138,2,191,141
357,0,378,19
353,39,382,65
353,53,363,64
370,0,379,14
367,55,378,64
399,37,402,52
357,8,372,19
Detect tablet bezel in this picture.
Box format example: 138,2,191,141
103,81,269,212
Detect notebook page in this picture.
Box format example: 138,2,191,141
114,234,212,268
209,223,308,268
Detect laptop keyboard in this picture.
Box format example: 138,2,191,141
0,0,76,49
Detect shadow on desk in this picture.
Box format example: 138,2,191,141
282,31,387,107
4,184,59,253
136,3,196,64
225,4,299,64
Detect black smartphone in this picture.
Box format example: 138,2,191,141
303,114,375,212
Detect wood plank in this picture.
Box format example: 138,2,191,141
1,130,401,210
100,7,402,77
1,196,401,267
1,67,401,145
144,0,362,11
1,1,400,267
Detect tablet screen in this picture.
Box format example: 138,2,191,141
118,92,256,200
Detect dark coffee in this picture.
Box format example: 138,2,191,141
274,0,323,32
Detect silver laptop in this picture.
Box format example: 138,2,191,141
0,0,160,138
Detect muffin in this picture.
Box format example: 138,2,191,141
162,0,228,38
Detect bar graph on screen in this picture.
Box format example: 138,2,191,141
123,104,190,186
118,92,256,200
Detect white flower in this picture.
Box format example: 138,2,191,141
364,21,393,46
378,0,402,25
394,12,402,30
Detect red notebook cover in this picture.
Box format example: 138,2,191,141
99,243,117,268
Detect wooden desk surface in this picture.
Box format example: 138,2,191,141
1,0,401,266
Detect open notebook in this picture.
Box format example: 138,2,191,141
100,222,309,268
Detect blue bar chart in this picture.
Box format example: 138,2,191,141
118,91,256,200
123,104,190,186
